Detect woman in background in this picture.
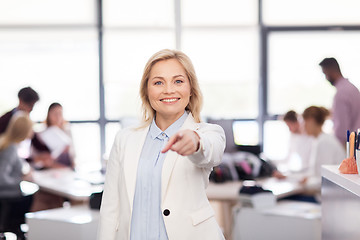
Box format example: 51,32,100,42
0,112,33,240
31,103,75,211
302,106,345,188
44,102,75,168
33,102,75,169
0,112,33,198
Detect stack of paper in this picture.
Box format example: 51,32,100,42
38,126,71,159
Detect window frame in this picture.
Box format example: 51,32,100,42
2,0,360,167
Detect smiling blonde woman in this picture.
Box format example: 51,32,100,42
98,49,226,240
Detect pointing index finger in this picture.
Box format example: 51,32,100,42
161,132,183,153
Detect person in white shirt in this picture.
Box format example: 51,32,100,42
283,110,313,173
32,102,75,169
302,106,345,188
44,102,75,168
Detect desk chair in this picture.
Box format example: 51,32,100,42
0,195,33,240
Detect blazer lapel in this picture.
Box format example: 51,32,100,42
161,113,199,202
124,125,149,210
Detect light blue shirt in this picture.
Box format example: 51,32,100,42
130,111,188,240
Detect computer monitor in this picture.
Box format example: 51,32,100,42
207,118,261,156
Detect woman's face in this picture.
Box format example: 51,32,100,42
304,118,317,136
147,59,191,121
48,106,63,127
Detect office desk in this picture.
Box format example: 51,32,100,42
206,177,306,240
26,205,99,240
31,168,103,202
206,177,304,201
322,165,360,240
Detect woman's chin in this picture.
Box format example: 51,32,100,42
156,109,185,119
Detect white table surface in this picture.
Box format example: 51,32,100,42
206,176,307,240
206,177,305,201
31,168,103,201
322,164,360,197
26,205,99,223
26,205,99,240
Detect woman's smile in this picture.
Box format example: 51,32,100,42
160,97,181,104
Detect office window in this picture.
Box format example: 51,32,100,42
0,29,100,173
0,0,96,25
263,0,360,26
268,31,360,115
182,0,257,26
2,0,360,168
104,122,121,159
103,0,174,27
182,29,259,118
71,123,101,172
0,30,100,121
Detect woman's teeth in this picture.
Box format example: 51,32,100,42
161,98,179,103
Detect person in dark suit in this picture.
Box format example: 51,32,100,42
0,87,39,134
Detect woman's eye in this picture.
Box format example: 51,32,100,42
175,79,183,84
154,81,162,85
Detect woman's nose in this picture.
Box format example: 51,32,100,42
164,83,175,93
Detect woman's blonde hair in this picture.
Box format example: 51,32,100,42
139,49,203,126
0,112,33,151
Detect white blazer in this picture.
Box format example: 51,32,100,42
98,113,226,240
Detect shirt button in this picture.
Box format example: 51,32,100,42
163,209,170,216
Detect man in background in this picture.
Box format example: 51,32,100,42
0,87,39,133
0,86,52,165
319,57,360,144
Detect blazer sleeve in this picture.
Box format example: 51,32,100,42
98,131,122,240
187,123,226,168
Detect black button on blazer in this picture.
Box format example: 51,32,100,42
163,209,170,216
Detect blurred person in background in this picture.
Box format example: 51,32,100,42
301,106,345,196
319,57,360,145
0,112,33,198
33,102,75,169
0,112,33,240
0,86,52,165
282,110,313,173
0,87,38,133
30,103,76,211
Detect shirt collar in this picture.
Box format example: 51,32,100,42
149,111,189,140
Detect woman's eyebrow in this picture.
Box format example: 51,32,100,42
151,76,165,81
151,75,185,81
172,74,185,79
